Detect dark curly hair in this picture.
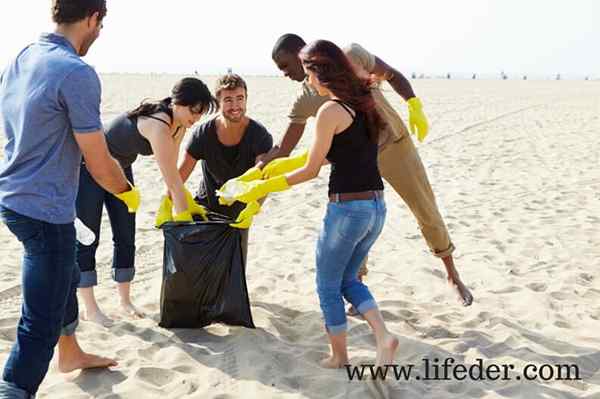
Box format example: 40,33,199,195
51,0,107,24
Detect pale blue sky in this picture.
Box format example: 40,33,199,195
0,0,598,78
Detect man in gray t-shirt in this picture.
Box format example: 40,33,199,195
179,74,273,258
0,2,138,397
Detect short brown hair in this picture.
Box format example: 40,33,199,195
214,74,247,99
52,0,107,24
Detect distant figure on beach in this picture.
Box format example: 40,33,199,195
221,40,399,368
447,72,451,79
177,74,273,257
411,72,417,79
77,78,217,325
0,1,142,396
268,33,473,311
472,73,477,80
556,73,561,80
523,75,528,80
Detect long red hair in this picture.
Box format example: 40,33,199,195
299,40,385,143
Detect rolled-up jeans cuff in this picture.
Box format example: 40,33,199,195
326,322,347,336
0,381,35,398
433,242,455,258
78,270,97,288
357,299,377,314
112,267,135,283
61,318,78,336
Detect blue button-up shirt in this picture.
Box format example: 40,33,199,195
0,33,102,223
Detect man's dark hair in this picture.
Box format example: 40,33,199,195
272,33,306,59
52,0,107,24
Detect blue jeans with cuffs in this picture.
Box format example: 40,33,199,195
76,164,136,287
315,196,386,335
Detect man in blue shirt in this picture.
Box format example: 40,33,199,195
0,1,140,397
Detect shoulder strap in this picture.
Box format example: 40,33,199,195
330,99,355,119
144,115,171,127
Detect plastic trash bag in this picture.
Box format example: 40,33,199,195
159,213,255,329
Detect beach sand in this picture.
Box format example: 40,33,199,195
0,76,599,398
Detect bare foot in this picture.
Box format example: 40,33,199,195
449,278,473,306
59,351,118,373
120,301,145,318
320,355,348,369
375,334,398,367
82,310,113,327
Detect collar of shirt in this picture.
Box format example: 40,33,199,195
39,32,78,55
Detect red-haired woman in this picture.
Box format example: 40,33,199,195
224,39,398,368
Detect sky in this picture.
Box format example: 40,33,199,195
0,0,598,78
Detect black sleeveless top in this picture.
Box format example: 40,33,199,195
105,105,174,169
325,100,384,195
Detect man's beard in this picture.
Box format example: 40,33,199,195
223,110,244,123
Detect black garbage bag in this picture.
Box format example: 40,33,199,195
159,213,255,329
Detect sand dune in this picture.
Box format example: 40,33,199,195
1,76,599,398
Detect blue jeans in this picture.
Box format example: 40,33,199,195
0,206,79,398
315,197,386,335
76,164,135,287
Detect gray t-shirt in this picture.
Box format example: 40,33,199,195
186,117,273,219
0,33,102,223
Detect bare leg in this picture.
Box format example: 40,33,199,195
361,308,398,366
442,255,473,306
117,282,145,318
58,334,117,373
320,331,349,369
78,287,113,326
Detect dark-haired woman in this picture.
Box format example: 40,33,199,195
223,40,398,368
76,77,218,325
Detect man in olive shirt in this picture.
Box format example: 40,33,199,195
267,34,473,307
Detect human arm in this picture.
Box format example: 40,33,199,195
63,64,138,209
345,43,428,141
285,103,336,186
138,119,188,214
74,132,129,194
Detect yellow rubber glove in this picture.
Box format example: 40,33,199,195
183,188,208,221
230,201,261,229
232,175,290,204
262,150,308,179
237,167,263,183
407,97,429,142
114,182,141,213
173,210,193,223
154,196,173,228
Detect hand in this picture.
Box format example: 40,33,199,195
237,167,263,183
154,196,173,228
230,175,290,204
173,210,193,223
184,188,208,221
114,182,141,213
262,149,308,179
230,201,261,229
407,97,429,142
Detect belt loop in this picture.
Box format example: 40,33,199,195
335,193,340,202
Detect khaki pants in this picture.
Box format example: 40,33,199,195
358,135,454,277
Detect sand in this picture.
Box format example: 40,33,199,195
0,75,599,398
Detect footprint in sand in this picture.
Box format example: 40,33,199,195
526,282,548,292
134,367,176,387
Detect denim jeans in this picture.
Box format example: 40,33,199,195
76,164,135,287
0,206,79,397
315,197,386,335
